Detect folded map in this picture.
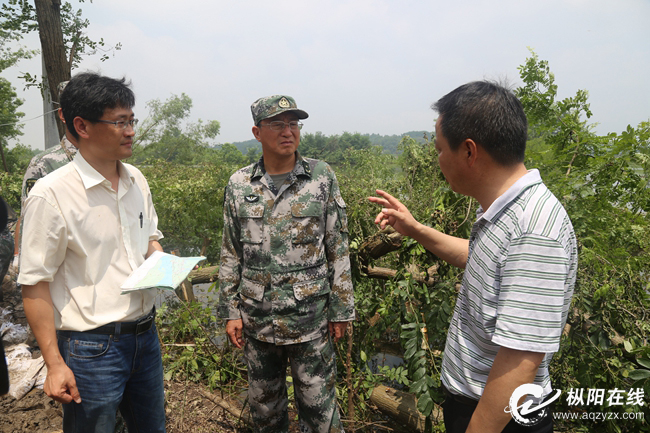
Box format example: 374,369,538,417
120,251,206,293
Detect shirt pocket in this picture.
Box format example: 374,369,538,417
238,201,265,244
240,277,266,302
291,200,324,244
293,276,331,301
138,215,153,255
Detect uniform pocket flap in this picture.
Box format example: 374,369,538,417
293,277,330,301
238,201,264,218
240,277,266,302
291,200,323,218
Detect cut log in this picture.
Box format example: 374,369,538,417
364,265,437,286
358,227,438,286
370,385,442,432
188,266,219,284
174,279,196,303
358,227,403,263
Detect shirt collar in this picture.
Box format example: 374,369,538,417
478,169,543,223
72,152,135,191
251,151,312,180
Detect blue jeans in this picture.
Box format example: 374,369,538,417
57,323,166,433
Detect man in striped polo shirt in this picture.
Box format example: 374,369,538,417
369,81,577,433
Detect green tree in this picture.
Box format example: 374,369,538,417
300,131,372,165
0,24,36,173
0,77,26,172
516,53,650,432
130,93,221,165
1,0,120,139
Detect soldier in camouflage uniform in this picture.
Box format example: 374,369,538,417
218,95,354,433
22,81,77,210
22,136,77,206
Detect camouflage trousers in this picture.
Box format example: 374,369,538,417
243,332,344,433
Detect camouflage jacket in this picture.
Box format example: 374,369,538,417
22,137,77,207
218,153,355,345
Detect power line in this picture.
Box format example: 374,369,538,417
0,108,59,128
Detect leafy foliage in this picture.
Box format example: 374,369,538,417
0,0,121,90
156,299,245,391
0,77,31,173
516,51,650,431
131,93,223,165
141,160,234,262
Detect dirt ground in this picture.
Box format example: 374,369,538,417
0,381,258,433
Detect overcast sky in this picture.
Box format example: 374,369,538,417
3,0,650,151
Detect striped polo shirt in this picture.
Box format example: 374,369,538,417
441,169,578,400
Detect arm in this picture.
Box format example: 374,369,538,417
217,183,244,348
368,189,469,269
324,169,355,341
22,281,81,404
146,240,163,258
466,347,545,433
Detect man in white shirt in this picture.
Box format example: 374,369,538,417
370,81,577,433
18,72,166,433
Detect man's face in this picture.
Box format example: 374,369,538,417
434,117,465,194
253,112,300,160
82,106,135,162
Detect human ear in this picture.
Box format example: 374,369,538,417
73,117,91,139
464,139,478,167
252,125,261,142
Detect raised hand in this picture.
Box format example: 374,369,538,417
368,189,421,237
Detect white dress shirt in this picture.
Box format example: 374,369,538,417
18,152,163,331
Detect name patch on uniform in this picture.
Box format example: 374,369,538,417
244,194,259,203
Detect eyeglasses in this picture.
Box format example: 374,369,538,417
261,121,303,131
93,119,139,130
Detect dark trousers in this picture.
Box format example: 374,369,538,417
442,387,553,433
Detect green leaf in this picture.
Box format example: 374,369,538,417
416,392,434,416
413,367,426,381
637,358,650,369
628,369,650,381
624,340,634,353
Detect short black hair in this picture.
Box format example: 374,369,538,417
59,72,135,139
432,81,528,166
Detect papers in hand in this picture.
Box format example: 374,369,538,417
120,251,206,293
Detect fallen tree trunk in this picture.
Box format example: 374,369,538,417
358,227,404,262
358,227,439,286
188,266,219,284
370,385,427,432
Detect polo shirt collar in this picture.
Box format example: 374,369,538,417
478,169,543,223
72,152,135,190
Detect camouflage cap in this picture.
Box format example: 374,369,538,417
251,95,309,125
57,81,69,98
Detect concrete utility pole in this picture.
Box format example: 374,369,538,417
41,58,59,149
33,0,71,146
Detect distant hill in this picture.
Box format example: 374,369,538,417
223,131,430,155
